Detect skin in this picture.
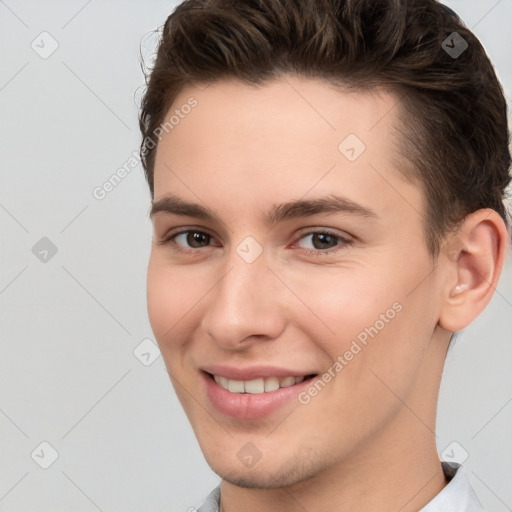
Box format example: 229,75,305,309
146,77,508,512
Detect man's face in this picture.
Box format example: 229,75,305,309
147,77,448,487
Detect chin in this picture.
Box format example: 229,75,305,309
205,452,323,490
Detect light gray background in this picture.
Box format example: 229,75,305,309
0,1,511,511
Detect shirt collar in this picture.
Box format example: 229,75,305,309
419,462,485,511
196,462,484,512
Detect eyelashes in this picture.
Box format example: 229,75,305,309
157,228,353,257
295,231,351,255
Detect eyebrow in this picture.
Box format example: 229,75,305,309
150,194,378,224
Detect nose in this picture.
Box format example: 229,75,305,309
201,250,286,350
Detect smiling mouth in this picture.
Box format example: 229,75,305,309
206,372,317,394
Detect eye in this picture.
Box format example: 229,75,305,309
158,227,353,257
157,229,218,254
295,230,352,255
174,231,211,249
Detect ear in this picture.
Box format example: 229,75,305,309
438,208,510,333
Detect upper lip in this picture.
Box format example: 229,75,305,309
200,365,315,381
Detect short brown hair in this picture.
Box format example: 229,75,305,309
139,0,511,255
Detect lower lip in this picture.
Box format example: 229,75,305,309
202,372,313,420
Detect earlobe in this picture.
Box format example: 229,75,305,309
438,209,509,333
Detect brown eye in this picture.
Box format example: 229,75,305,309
159,229,215,251
185,231,211,248
298,231,345,252
310,233,339,250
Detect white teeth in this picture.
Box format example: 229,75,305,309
214,375,229,389
279,376,296,387
264,376,280,392
213,374,306,394
228,379,245,393
244,378,265,394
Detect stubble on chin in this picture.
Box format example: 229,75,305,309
210,451,327,490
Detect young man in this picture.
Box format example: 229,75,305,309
139,1,511,510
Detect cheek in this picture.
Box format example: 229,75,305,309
147,260,171,341
326,279,436,401
284,265,399,347
288,260,433,387
146,257,196,349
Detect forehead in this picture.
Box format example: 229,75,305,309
152,76,421,225
157,76,401,159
